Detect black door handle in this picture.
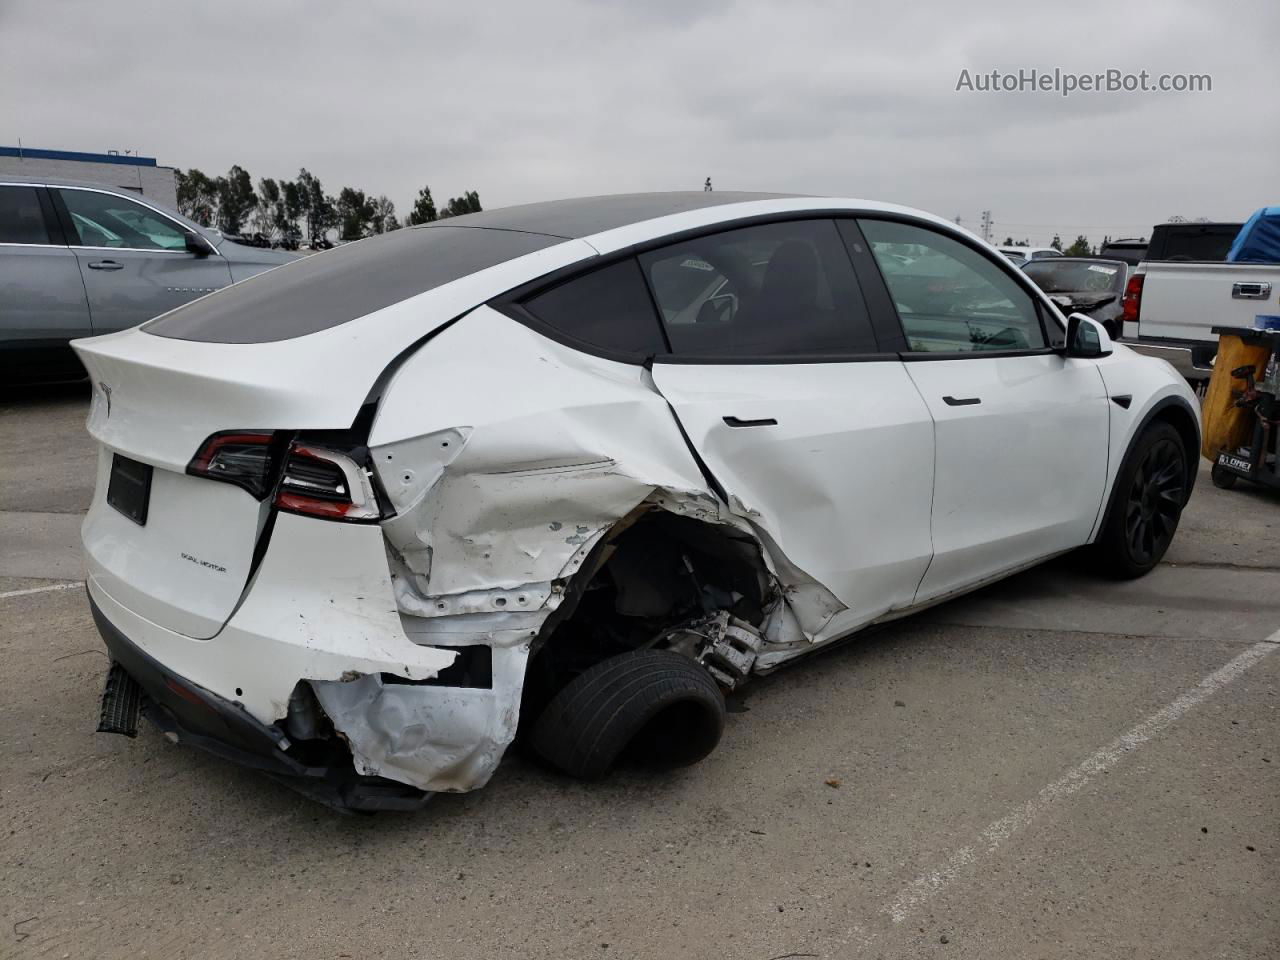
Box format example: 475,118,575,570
723,416,778,428
942,395,981,406
87,260,124,271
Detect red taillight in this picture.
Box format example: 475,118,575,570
272,444,381,522
187,432,274,498
1121,273,1144,326
188,432,382,522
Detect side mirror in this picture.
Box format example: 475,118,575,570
184,230,216,257
1064,313,1113,359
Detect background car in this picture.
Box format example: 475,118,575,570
998,245,1063,262
74,192,1200,810
1022,256,1129,337
0,177,297,384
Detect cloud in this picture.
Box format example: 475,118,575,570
1,0,1274,245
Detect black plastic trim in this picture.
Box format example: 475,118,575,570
898,347,1060,362
35,186,67,245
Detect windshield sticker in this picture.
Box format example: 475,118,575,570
1087,264,1118,275
681,258,714,271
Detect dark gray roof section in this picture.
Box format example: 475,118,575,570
145,225,561,344
427,191,802,240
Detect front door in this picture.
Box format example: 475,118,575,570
54,187,233,334
857,217,1110,603
642,218,936,634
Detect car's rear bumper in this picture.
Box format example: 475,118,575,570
89,590,435,811
85,512,531,801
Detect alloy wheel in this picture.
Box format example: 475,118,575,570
1123,438,1185,565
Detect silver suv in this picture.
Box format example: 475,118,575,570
1,177,297,384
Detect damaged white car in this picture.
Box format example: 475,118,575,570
77,192,1200,810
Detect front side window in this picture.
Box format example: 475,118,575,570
58,189,188,251
639,219,878,357
860,219,1046,353
0,186,52,244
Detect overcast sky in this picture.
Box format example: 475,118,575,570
2,0,1275,245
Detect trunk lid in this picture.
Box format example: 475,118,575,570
74,327,386,639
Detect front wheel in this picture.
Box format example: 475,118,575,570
1094,422,1188,579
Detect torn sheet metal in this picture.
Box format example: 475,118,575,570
344,309,852,791
312,642,529,794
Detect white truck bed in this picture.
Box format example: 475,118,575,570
1122,261,1280,379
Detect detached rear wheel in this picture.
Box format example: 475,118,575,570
1095,422,1187,578
531,649,726,780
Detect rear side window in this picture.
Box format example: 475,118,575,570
639,219,878,357
0,186,52,244
522,258,666,355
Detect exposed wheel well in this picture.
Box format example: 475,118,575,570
520,508,771,728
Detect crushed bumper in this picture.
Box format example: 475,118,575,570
90,593,433,811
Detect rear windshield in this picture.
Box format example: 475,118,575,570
1023,260,1124,293
145,226,561,343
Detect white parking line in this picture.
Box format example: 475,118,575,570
881,631,1280,928
0,581,83,600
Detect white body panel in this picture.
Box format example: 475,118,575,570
82,444,267,637
1087,344,1201,542
73,238,598,470
1130,261,1280,344
903,354,1110,602
650,360,935,630
88,513,455,722
74,193,1201,800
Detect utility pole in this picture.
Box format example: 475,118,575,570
980,210,993,243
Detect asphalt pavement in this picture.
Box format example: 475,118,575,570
2,385,1277,959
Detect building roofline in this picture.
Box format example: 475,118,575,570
0,146,158,167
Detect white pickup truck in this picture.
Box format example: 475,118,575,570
1121,217,1280,380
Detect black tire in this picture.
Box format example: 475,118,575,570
1211,464,1238,490
530,649,726,780
1094,421,1188,579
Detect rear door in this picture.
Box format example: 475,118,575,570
642,219,936,631
53,186,233,333
857,218,1109,603
0,184,93,381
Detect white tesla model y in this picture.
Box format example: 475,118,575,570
76,193,1200,810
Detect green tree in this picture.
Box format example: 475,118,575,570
254,177,284,242
1063,235,1093,257
407,185,438,225
439,190,482,219
295,169,335,244
215,165,257,234
370,195,398,234
1050,233,1063,251
280,180,304,247
336,187,376,241
175,168,218,226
